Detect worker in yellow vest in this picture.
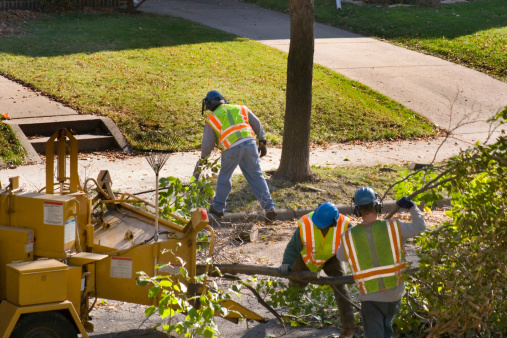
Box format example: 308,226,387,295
279,202,356,337
195,90,276,223
337,187,426,338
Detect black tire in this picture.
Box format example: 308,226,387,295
11,311,78,338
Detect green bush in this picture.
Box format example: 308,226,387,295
137,257,232,338
393,108,507,336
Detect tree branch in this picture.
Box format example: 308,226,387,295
196,264,355,286
222,273,286,333
384,168,456,219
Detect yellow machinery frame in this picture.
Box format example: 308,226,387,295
0,129,264,337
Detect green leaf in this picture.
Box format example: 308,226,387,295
187,307,198,320
148,286,161,298
160,280,173,288
145,305,156,317
136,278,150,287
203,308,214,321
160,307,175,319
204,328,215,338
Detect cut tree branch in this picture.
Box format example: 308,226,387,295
197,263,354,285
384,168,456,219
221,273,286,333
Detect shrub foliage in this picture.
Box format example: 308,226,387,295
394,108,506,336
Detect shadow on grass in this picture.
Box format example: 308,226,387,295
0,12,238,57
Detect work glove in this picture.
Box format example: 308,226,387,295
396,196,415,209
278,264,291,276
258,140,267,158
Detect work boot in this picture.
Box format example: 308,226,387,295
208,205,224,218
339,327,356,338
265,209,277,224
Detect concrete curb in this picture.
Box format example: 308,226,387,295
213,198,452,225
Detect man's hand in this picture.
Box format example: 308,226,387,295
258,140,267,158
396,196,415,209
278,264,291,276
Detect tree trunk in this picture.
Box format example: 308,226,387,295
274,0,315,182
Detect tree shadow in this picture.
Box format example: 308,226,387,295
90,328,168,337
0,12,238,57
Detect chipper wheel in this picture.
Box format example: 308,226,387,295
10,311,78,338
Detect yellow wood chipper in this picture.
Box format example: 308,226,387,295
0,129,264,337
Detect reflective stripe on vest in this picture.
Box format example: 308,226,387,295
205,104,255,151
299,212,351,273
341,219,406,295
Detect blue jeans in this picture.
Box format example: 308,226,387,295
360,300,401,338
213,139,275,212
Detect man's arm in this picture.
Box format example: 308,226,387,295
399,206,427,241
248,111,266,141
193,124,217,181
282,228,303,266
336,244,346,261
200,123,217,159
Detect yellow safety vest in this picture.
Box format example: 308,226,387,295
205,104,255,151
299,212,351,272
341,219,407,295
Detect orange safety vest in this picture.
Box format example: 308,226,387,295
299,212,351,272
205,104,255,151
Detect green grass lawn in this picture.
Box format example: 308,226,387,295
0,12,437,162
244,0,507,81
0,122,25,165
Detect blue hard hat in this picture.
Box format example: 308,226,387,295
353,186,378,206
202,90,227,114
312,202,339,228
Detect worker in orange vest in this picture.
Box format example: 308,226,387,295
195,90,276,224
279,202,356,337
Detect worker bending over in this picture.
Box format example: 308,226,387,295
337,187,426,338
279,202,356,337
195,90,276,224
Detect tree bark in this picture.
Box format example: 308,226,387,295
274,0,315,182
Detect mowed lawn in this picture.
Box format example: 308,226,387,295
0,12,437,159
245,0,507,82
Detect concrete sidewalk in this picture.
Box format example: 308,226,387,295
139,0,507,141
1,0,506,195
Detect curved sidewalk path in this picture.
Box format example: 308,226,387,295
140,0,507,141
2,0,507,194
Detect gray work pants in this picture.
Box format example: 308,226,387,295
360,300,401,338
